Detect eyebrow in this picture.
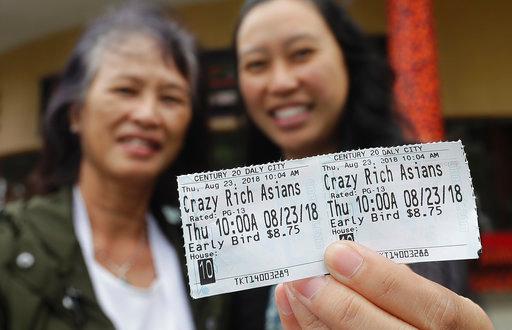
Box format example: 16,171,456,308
239,32,318,57
111,74,188,93
283,33,318,48
239,46,267,58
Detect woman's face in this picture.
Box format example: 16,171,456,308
72,34,192,183
237,0,349,159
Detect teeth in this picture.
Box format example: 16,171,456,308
274,106,307,119
124,137,153,148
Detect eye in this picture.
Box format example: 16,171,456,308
159,94,188,107
243,59,268,73
160,94,185,105
291,48,314,62
112,86,138,97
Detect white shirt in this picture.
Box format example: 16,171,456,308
73,187,194,330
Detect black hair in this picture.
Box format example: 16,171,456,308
234,0,410,163
29,3,206,207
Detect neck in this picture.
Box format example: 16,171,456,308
77,162,155,240
283,142,339,160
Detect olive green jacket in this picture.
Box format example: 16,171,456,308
0,188,230,330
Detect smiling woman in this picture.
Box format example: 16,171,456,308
70,34,192,183
237,0,349,159
233,0,491,329
0,4,229,330
236,0,405,165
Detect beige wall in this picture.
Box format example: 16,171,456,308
435,0,512,117
346,0,388,34
0,28,80,156
350,0,512,117
0,0,511,156
177,0,241,49
347,0,512,117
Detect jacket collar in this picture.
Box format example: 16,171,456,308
20,187,78,265
11,187,112,327
11,186,226,329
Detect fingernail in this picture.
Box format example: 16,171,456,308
326,242,363,279
291,276,327,300
275,284,293,316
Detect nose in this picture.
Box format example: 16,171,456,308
130,95,161,128
267,61,299,95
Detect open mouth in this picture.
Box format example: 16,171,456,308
271,105,312,128
118,136,162,156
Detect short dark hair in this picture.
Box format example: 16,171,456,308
234,0,409,163
30,3,205,207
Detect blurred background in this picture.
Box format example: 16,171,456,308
0,0,511,327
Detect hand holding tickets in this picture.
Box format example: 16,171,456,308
275,240,492,329
177,141,481,299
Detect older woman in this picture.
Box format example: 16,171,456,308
0,5,227,330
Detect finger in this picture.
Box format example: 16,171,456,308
283,282,329,330
275,284,301,330
288,276,413,330
324,241,493,329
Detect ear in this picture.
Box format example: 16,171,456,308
69,105,82,134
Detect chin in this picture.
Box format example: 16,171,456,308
110,163,162,183
280,144,308,159
276,135,312,156
282,140,326,159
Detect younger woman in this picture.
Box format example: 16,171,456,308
234,0,492,328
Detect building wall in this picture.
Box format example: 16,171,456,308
348,0,512,117
435,0,512,117
0,0,511,156
0,28,80,156
177,0,240,49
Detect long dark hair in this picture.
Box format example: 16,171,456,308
29,4,206,207
234,0,410,163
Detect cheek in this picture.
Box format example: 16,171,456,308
165,109,192,139
79,107,106,140
240,75,264,110
307,61,348,110
161,121,188,163
77,114,110,163
83,100,126,136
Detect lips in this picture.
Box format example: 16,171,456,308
117,135,162,157
271,104,312,129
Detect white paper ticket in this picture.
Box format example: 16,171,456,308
177,141,481,298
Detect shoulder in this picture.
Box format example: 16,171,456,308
4,187,72,223
0,187,106,329
0,187,73,266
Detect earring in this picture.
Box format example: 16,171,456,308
70,124,79,134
